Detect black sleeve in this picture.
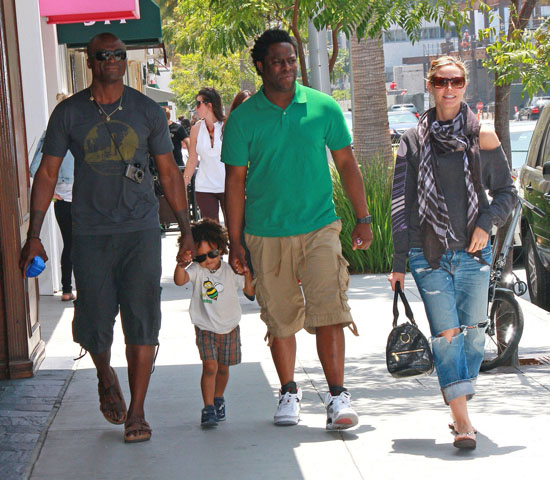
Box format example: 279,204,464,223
177,125,189,141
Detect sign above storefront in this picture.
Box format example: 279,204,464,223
39,0,140,24
56,0,161,48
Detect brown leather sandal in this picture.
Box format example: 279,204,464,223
453,431,477,449
124,417,152,443
98,367,127,425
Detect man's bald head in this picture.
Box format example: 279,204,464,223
87,33,125,59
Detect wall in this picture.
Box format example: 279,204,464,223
16,0,63,295
393,64,424,94
16,0,48,151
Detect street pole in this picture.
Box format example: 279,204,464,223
470,10,479,107
307,20,331,94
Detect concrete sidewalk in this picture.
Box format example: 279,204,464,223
3,231,550,480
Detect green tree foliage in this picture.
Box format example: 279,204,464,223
332,89,350,101
170,51,260,113
312,0,470,41
162,0,314,84
162,0,471,69
330,47,349,84
161,0,472,91
480,2,547,99
476,0,539,162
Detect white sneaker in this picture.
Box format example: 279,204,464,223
274,388,302,426
325,391,359,430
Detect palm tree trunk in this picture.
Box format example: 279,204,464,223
350,33,392,167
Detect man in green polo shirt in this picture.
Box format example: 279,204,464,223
222,29,373,430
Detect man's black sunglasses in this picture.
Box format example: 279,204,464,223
93,49,127,62
194,249,219,263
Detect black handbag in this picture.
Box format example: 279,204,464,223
386,282,434,378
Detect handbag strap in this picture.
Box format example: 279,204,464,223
393,281,417,328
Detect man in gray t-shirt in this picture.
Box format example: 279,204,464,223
43,85,172,235
20,33,194,444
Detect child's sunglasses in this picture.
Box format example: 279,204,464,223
194,249,219,263
430,76,465,89
93,49,127,62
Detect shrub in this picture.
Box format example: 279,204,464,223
331,157,394,273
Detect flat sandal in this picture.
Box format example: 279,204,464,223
453,431,477,450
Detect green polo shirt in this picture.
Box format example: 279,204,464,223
221,82,352,237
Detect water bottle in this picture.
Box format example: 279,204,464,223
26,256,45,278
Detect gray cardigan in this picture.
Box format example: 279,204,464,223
391,128,517,273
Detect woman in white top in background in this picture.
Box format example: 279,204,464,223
184,87,226,223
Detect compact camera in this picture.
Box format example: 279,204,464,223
124,163,145,184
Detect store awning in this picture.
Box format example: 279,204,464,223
56,0,161,49
145,85,175,103
40,0,140,24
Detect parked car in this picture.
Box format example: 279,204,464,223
388,110,418,144
519,106,550,310
390,103,419,118
510,121,536,176
517,96,550,121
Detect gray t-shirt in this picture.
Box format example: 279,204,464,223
186,261,245,334
43,86,172,235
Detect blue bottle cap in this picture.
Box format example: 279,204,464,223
26,256,45,277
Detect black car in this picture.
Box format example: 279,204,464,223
519,106,550,310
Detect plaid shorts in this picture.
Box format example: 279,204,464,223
195,325,242,366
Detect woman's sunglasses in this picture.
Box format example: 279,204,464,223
93,49,127,62
431,76,465,89
196,100,210,108
194,249,219,263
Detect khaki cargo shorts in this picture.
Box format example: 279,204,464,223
245,220,355,339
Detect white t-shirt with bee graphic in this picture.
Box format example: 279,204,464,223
185,260,245,334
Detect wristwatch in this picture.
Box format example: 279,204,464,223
356,215,372,224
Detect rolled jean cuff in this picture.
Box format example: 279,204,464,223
441,379,475,405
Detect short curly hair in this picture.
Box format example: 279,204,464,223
251,29,297,75
178,218,229,255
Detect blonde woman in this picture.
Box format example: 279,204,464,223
389,56,516,449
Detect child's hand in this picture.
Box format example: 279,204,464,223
178,250,193,267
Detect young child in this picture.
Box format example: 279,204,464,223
174,218,254,428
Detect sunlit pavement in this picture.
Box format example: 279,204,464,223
2,231,549,480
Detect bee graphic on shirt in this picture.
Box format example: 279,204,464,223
203,279,224,301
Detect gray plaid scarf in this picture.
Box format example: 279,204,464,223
417,103,481,265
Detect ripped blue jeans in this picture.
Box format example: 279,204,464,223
409,246,491,404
